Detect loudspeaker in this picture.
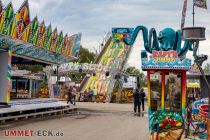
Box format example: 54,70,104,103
124,77,128,83
115,75,121,79
79,68,82,73
105,71,109,76
53,70,56,74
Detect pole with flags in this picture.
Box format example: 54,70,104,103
194,0,208,9
181,0,207,29
193,0,208,26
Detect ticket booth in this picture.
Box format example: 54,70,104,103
141,50,191,140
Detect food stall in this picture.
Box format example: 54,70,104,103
10,70,43,99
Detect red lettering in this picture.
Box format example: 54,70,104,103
4,130,9,136
152,51,178,59
17,131,24,136
163,51,168,57
10,130,16,136
24,130,33,136
152,51,158,57
158,51,162,57
171,51,178,58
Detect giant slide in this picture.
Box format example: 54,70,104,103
81,28,134,102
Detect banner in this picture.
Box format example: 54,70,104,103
62,34,68,56
181,0,188,29
37,21,45,48
20,22,31,42
44,25,52,50
28,17,39,45
57,31,63,54
194,0,207,9
51,28,58,52
7,18,18,38
0,0,2,14
15,0,30,37
0,3,14,34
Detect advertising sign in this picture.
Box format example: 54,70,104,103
141,50,191,70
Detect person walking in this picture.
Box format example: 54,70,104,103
88,88,93,102
72,86,77,105
93,87,98,103
83,89,88,102
140,88,146,111
133,88,141,116
67,88,73,105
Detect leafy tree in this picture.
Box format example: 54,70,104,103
126,66,147,87
70,46,96,81
74,46,96,63
204,63,210,74
18,65,43,73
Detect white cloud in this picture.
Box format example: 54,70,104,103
1,0,210,67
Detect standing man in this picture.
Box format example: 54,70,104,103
93,87,98,103
67,88,72,105
140,88,146,111
88,88,93,102
72,86,77,105
133,88,141,116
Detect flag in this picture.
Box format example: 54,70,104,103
194,0,207,9
181,0,188,29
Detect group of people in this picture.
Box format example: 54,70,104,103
66,86,146,114
83,87,98,102
75,87,98,103
133,88,146,116
187,88,201,103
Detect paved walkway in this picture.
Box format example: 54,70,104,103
76,102,148,112
0,102,149,140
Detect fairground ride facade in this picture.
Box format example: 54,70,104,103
0,0,81,105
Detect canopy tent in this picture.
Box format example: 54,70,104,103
187,83,200,88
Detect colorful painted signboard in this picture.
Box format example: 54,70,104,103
69,33,82,57
141,50,191,70
189,98,208,139
112,27,134,41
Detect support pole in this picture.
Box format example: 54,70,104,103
56,65,59,84
193,1,195,27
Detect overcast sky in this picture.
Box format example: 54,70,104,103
2,0,210,69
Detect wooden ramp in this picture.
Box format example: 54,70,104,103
0,98,77,123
